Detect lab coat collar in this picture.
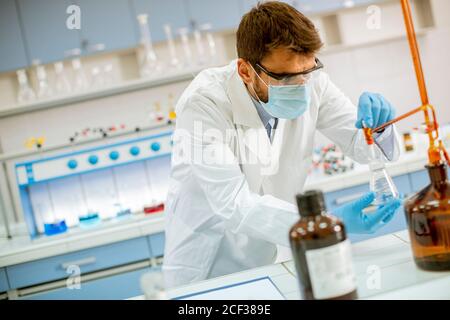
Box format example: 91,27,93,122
226,64,264,129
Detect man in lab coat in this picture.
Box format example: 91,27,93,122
163,1,402,288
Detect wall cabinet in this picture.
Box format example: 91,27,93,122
0,0,30,72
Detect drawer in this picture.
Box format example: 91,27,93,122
22,267,152,300
7,236,151,289
0,268,9,292
147,233,165,257
409,169,429,193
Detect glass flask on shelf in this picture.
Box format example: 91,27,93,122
71,54,89,92
367,141,399,206
163,24,181,70
54,62,72,96
16,69,36,103
35,64,53,99
193,29,207,66
178,27,194,69
404,163,450,271
137,14,160,78
199,23,218,65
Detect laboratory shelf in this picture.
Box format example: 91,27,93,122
0,122,174,162
0,66,204,119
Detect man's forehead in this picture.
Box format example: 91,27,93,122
260,47,315,73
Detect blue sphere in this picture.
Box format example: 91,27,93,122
67,159,78,170
88,155,99,165
109,151,120,161
150,142,161,152
130,146,140,156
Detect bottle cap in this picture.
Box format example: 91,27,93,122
296,190,326,217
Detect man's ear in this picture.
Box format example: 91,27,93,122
237,58,253,85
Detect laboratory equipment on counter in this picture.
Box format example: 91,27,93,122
11,127,173,238
167,93,177,124
290,190,357,300
16,69,36,103
137,14,160,77
34,142,68,236
363,126,399,206
178,28,193,68
362,0,450,271
35,64,53,99
54,62,72,96
403,132,414,152
163,24,181,70
405,163,450,270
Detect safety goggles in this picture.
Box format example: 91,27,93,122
254,57,324,86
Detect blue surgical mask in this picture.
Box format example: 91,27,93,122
250,66,312,120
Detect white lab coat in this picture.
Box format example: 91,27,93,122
162,60,400,289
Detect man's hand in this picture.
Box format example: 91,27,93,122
334,192,402,234
355,92,396,129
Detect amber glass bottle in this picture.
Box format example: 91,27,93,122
404,163,450,271
289,190,357,300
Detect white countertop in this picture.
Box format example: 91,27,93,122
0,212,165,267
0,152,429,268
133,230,450,300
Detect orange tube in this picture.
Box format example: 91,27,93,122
400,0,429,106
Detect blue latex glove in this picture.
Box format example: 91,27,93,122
355,92,396,129
334,192,402,234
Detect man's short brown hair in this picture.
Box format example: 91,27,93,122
236,1,323,65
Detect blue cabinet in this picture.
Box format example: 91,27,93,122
7,237,150,289
22,267,151,300
132,0,190,43
0,0,28,73
75,0,138,54
17,0,81,64
0,268,9,293
409,169,429,193
186,0,242,31
148,232,165,257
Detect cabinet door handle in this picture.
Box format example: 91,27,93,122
334,192,366,206
61,257,96,270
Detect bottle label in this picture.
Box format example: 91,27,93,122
305,239,357,299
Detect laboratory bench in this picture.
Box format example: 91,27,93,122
131,230,450,300
0,151,437,299
0,213,165,300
